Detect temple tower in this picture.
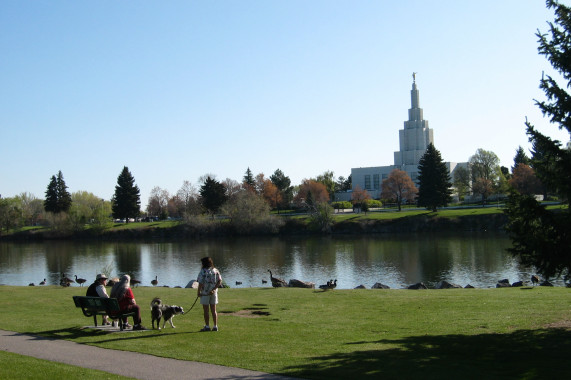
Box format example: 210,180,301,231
394,73,434,168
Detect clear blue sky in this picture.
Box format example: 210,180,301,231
1,1,570,207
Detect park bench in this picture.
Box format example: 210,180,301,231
72,296,136,331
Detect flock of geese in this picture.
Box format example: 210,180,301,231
29,273,155,287
28,273,551,289
31,271,338,289
265,269,337,290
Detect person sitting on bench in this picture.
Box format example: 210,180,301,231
110,274,146,331
86,273,110,325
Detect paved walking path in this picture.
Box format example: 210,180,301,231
0,329,297,380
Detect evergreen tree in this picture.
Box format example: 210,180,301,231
505,0,571,280
43,170,71,213
44,175,59,213
111,166,140,222
270,168,293,209
512,146,531,172
416,143,452,211
55,171,72,213
200,176,227,215
243,167,255,188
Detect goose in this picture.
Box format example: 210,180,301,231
235,281,242,285
39,279,46,285
262,279,268,284
319,279,337,290
319,280,332,290
75,275,87,287
130,277,141,287
60,273,74,286
268,269,287,288
151,275,158,286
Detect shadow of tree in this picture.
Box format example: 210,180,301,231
283,328,571,379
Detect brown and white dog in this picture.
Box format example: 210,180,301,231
150,297,184,330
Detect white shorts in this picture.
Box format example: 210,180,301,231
200,293,218,305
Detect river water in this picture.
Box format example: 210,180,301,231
0,232,560,289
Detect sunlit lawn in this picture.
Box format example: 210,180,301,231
1,285,569,379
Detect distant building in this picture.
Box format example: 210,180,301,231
340,74,467,201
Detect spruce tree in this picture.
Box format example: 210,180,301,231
505,0,571,280
243,167,255,188
200,176,227,215
43,170,71,213
512,146,531,172
111,166,141,222
55,171,72,213
416,143,452,212
44,175,58,213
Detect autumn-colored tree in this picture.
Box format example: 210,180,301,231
254,173,266,194
351,185,371,213
262,179,282,209
509,164,543,196
472,177,493,205
315,170,336,201
380,169,418,211
294,179,329,209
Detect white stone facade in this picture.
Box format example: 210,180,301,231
340,75,466,201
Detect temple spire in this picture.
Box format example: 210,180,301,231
409,73,421,121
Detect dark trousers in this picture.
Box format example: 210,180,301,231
121,304,142,325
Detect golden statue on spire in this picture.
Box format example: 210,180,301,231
413,72,417,82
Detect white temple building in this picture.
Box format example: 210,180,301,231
344,74,467,200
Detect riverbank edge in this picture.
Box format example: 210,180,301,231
0,212,508,241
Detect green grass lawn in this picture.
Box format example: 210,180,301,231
1,285,569,379
0,351,133,380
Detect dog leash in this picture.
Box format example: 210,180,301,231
182,296,199,315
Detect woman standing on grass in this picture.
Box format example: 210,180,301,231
197,257,222,332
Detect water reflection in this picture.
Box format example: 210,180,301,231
0,232,562,288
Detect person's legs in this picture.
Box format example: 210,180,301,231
132,304,142,325
202,304,210,326
210,304,217,327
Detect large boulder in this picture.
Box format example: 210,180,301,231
185,280,199,289
288,279,315,289
464,284,475,288
540,280,554,287
354,285,367,289
435,280,462,289
407,282,428,290
496,282,511,288
511,281,524,287
371,282,390,289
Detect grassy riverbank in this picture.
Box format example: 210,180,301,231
1,286,569,379
2,206,517,241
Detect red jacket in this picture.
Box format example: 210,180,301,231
118,288,135,310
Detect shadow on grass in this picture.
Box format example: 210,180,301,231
30,326,202,345
283,328,571,379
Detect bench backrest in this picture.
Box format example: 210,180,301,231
73,296,120,312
